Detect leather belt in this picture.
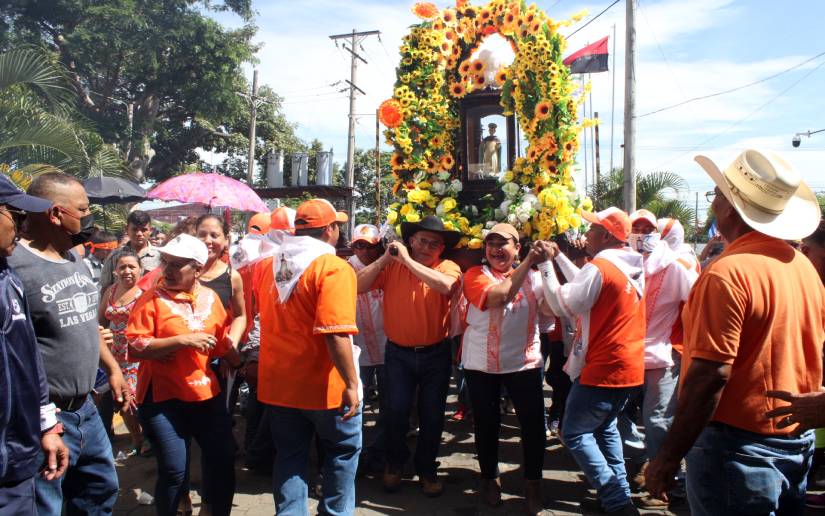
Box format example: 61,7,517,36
50,393,89,412
388,339,447,352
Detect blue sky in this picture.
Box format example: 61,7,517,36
210,0,825,221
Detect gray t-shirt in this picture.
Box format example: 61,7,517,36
8,243,101,398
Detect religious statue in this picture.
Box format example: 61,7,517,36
480,123,502,176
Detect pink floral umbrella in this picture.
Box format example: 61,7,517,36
147,173,268,213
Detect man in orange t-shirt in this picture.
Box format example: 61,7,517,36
357,215,461,497
647,149,825,515
256,199,361,515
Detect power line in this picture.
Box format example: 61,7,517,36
566,0,621,39
652,58,825,169
636,50,825,119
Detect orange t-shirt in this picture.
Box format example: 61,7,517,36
681,232,825,435
580,258,646,388
257,254,358,410
126,284,230,404
370,259,462,346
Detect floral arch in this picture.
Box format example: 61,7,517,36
379,0,595,248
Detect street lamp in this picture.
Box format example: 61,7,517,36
792,128,825,147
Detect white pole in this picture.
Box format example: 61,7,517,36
623,0,636,212
610,23,617,174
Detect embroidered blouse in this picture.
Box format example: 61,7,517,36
126,282,230,404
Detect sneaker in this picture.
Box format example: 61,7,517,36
548,419,560,437
452,404,468,422
807,493,825,509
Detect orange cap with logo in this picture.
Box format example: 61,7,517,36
352,224,380,244
247,212,271,235
294,199,348,229
269,206,296,233
582,207,631,242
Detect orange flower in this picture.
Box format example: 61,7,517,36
443,8,456,23
378,99,404,128
503,12,516,26
426,159,439,172
528,148,539,162
479,8,492,23
412,2,439,19
471,59,486,74
441,154,455,169
392,180,402,195
482,25,497,36
544,153,559,167
495,67,508,85
535,101,552,120
456,0,468,8
459,59,472,75
449,82,467,98
473,74,485,87
391,153,405,169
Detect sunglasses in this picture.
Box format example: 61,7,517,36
705,190,716,202
352,241,378,250
0,206,26,227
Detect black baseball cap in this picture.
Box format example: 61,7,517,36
0,174,52,212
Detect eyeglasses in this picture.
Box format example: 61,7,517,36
0,206,26,227
705,190,716,202
412,236,444,250
352,242,378,250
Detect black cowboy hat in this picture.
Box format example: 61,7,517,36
401,215,462,251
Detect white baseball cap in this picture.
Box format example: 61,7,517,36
158,233,208,266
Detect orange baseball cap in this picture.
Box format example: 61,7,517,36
352,224,380,244
294,199,348,229
247,212,271,235
629,209,657,230
270,206,296,233
582,206,631,242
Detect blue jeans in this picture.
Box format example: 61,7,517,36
686,424,814,516
267,404,362,516
561,380,637,512
360,365,388,459
384,340,452,477
138,395,236,516
0,476,36,515
36,396,118,516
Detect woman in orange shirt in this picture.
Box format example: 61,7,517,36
126,234,240,516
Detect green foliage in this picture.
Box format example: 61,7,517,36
352,148,395,225
588,168,696,236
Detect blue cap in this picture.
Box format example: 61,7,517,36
0,174,52,212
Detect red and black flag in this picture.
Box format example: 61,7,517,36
563,36,609,74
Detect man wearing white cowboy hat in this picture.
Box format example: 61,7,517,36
646,149,825,515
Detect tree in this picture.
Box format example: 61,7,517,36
352,148,394,225
588,168,696,234
0,0,305,182
0,47,123,179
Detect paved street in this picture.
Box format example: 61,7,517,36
112,383,692,516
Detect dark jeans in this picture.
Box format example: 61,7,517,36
686,423,814,516
360,365,388,459
545,340,572,424
384,340,452,477
244,385,275,472
138,395,235,516
465,367,546,480
36,396,118,516
267,404,362,516
0,476,36,515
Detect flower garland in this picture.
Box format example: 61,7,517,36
380,0,595,247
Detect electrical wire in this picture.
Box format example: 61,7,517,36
566,0,621,39
636,50,825,119
652,58,825,169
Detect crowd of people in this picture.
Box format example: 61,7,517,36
1,146,824,516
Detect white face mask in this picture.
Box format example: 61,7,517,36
629,232,661,253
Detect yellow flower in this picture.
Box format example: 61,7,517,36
467,238,483,249
387,210,398,225
405,212,421,223
400,203,415,216
439,197,457,213
407,189,431,204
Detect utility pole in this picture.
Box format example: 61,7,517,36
329,29,380,226
610,23,617,175
375,108,381,226
623,0,637,212
246,69,259,185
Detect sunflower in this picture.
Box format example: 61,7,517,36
443,8,456,23
426,159,439,172
519,27,530,39
449,82,467,98
504,12,516,26
530,22,542,34
471,59,486,74
459,59,472,75
463,6,477,18
544,153,559,167
473,74,485,87
528,147,539,162
479,8,492,23
524,11,536,24
534,101,552,120
378,99,404,128
391,153,405,169
431,136,442,147
495,66,508,85
412,2,439,19
441,155,455,169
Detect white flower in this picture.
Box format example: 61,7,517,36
507,213,518,225
432,180,447,195
520,200,533,213
481,229,490,239
502,182,520,198
485,220,497,229
494,208,504,219
522,193,539,208
449,178,463,193
499,200,512,214
516,209,531,224
437,171,451,181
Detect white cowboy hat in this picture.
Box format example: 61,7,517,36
695,149,820,240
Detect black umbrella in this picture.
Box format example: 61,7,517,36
84,175,146,204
